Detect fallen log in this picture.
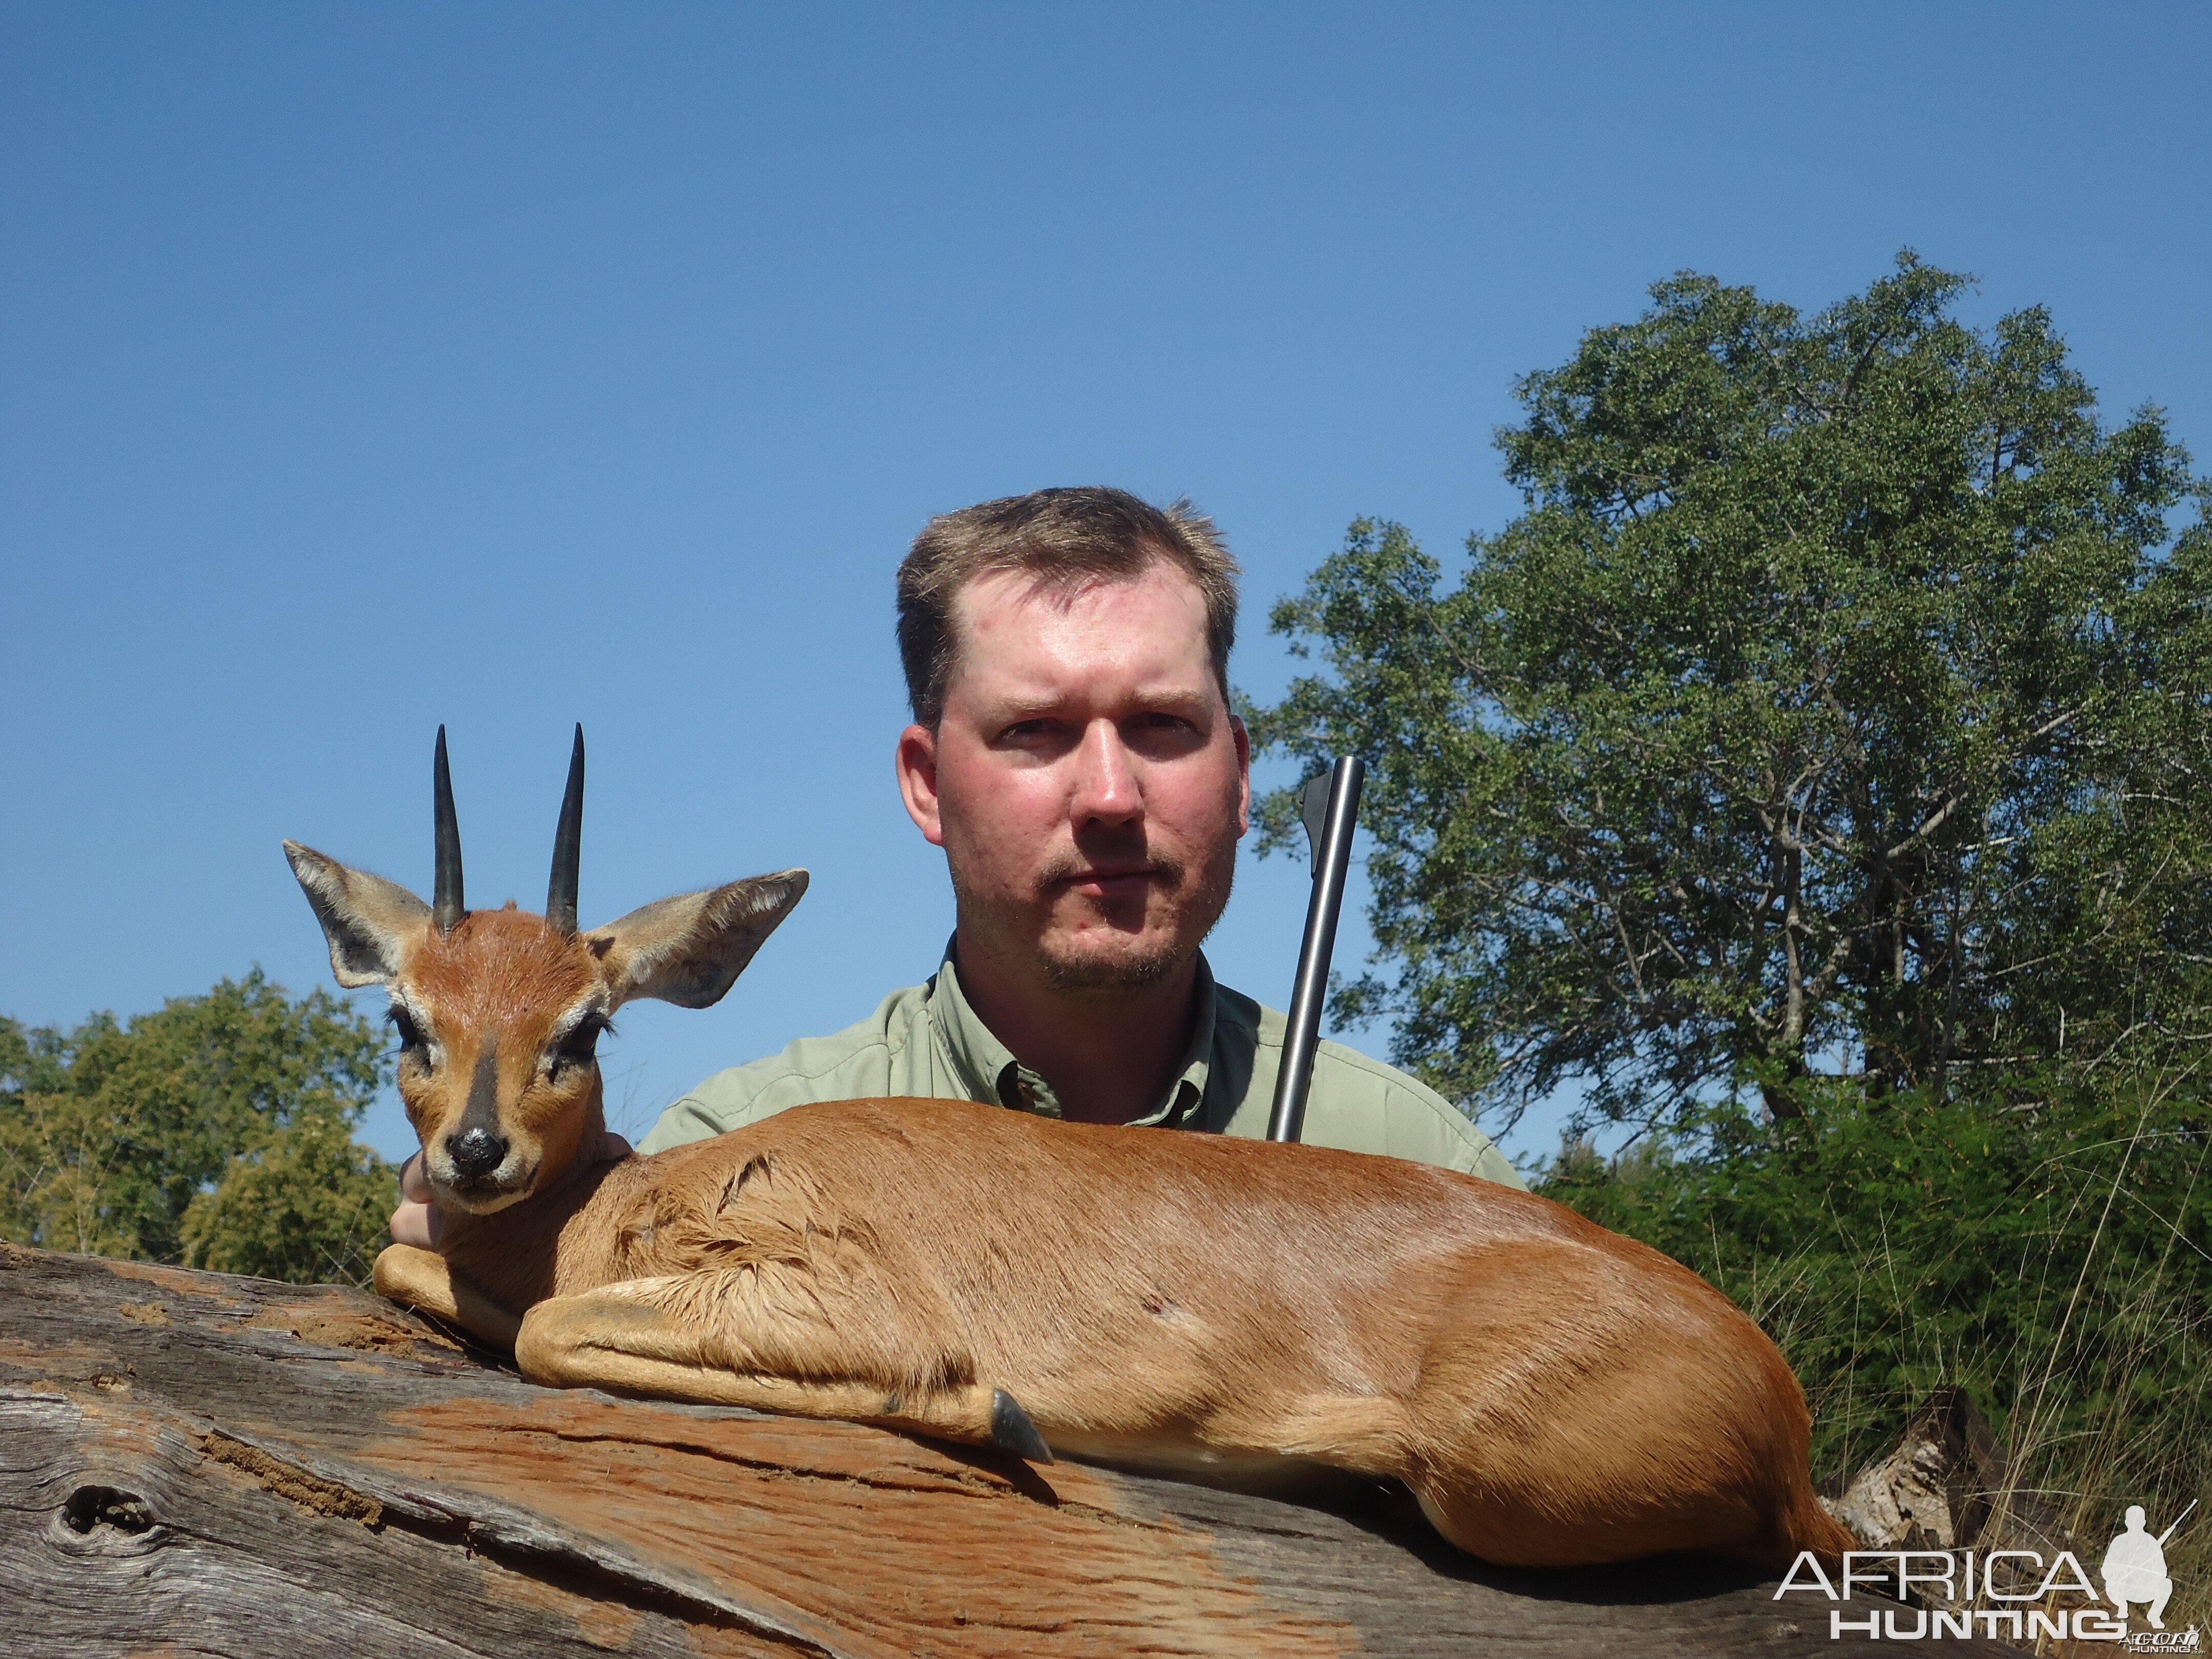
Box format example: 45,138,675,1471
0,1243,2015,1656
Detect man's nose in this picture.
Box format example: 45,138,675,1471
1069,720,1142,823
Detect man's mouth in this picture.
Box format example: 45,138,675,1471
1059,865,1158,897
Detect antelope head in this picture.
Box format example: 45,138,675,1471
284,727,807,1213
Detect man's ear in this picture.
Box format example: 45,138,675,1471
1229,713,1252,836
588,870,810,1010
283,841,431,987
896,723,945,846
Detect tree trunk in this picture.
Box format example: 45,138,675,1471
0,1243,2018,1656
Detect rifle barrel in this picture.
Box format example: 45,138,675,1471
1267,756,1365,1144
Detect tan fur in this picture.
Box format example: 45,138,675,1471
395,909,607,1208
294,846,1852,1572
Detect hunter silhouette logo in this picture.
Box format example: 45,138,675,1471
2105,1501,2195,1642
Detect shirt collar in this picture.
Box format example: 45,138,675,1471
925,938,1218,1128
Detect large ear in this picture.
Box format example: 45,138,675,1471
284,841,432,988
588,870,809,1010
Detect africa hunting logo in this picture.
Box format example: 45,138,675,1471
1775,1501,2200,1645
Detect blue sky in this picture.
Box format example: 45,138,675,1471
5,3,2207,1166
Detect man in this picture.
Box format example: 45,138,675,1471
394,487,1516,1246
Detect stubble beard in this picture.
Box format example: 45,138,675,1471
952,838,1239,1000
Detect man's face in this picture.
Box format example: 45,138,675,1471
897,561,1251,995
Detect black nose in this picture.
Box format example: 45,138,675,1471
447,1127,508,1180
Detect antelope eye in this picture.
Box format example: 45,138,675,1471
388,1007,427,1052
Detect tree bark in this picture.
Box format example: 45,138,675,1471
0,1243,2018,1656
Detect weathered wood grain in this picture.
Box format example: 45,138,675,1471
0,1243,2019,1655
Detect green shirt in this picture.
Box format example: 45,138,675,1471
640,947,1524,1188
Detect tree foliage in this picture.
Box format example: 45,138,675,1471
1,972,397,1285
1249,254,2211,1130
178,1109,399,1285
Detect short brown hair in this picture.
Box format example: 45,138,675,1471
896,486,1240,727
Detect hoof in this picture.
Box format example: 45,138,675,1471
988,1388,1054,1464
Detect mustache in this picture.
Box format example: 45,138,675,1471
1037,847,1187,889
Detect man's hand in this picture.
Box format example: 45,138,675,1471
389,1151,443,1249
388,1132,634,1249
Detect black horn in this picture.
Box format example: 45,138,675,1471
433,726,465,935
546,724,584,935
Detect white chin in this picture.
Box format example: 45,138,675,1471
433,1174,536,1215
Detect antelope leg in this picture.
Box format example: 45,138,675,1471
514,1284,1053,1462
371,1243,522,1349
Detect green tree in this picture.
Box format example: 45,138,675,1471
1249,255,2209,1130
1,972,397,1284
